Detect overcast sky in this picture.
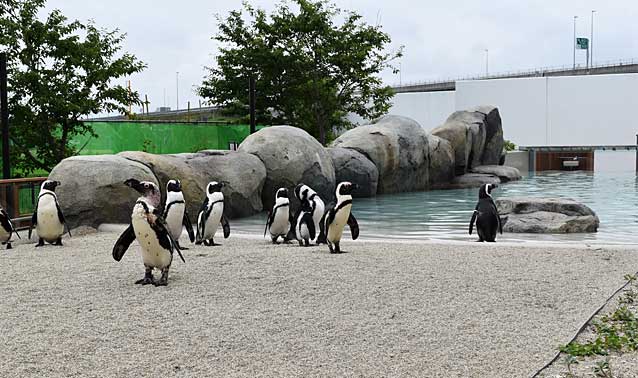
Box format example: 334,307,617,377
44,0,638,114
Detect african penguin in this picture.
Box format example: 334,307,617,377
163,179,195,249
0,205,20,249
469,183,503,242
264,188,294,244
196,181,230,246
112,179,185,286
324,182,359,253
29,180,69,247
294,183,325,244
295,198,316,247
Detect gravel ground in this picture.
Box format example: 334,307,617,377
1,230,637,377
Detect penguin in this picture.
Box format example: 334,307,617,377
324,182,359,254
294,183,325,244
295,198,316,247
0,206,20,249
196,181,230,246
163,179,195,249
29,180,70,247
469,183,503,242
264,188,294,244
112,179,185,286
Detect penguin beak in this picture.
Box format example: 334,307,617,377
124,178,144,194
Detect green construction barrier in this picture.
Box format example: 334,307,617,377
71,121,265,155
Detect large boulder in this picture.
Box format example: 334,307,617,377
330,115,430,194
119,150,266,219
238,126,336,209
471,165,521,182
48,155,158,228
428,135,455,185
431,106,504,173
327,148,378,197
496,197,600,233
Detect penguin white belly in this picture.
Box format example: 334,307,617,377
165,203,185,241
131,205,172,269
0,226,10,242
297,220,310,241
327,204,351,243
312,198,324,240
203,203,223,239
36,196,64,242
269,206,290,236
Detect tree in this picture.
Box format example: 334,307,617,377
199,0,402,144
0,0,145,173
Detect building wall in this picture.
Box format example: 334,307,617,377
386,91,456,131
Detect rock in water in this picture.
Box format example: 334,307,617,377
428,135,456,185
471,165,521,182
238,126,336,209
327,148,378,197
330,115,430,194
496,197,600,233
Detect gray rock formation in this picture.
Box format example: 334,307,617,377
471,165,522,182
48,155,158,228
330,115,430,194
496,197,600,233
438,173,501,189
476,106,504,166
327,148,378,197
428,135,456,185
119,150,266,219
238,126,336,208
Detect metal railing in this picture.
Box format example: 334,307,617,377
391,58,638,89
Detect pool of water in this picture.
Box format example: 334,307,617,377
232,171,638,245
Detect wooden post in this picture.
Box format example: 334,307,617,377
249,77,256,134
1,53,9,180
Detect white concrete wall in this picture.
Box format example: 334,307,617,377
455,74,638,147
386,91,456,131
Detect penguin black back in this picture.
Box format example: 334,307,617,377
469,183,502,242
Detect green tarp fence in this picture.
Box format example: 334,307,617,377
72,121,264,155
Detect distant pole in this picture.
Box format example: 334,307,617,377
399,61,402,86
485,49,489,76
163,88,166,108
0,53,10,180
144,94,149,115
635,134,638,173
175,72,179,110
187,101,191,122
127,80,132,114
249,77,256,134
590,10,596,67
573,16,578,69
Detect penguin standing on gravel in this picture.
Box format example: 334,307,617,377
295,198,316,247
29,180,70,247
294,184,325,244
112,179,184,286
469,183,503,242
0,206,20,249
324,182,359,253
196,181,230,246
163,179,195,249
264,188,294,244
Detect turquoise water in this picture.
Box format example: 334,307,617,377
232,171,638,245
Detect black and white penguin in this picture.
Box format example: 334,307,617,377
196,181,230,246
294,183,325,244
0,206,20,249
163,179,195,249
324,182,359,253
29,180,69,247
469,183,503,242
295,198,316,247
112,179,185,286
264,188,294,244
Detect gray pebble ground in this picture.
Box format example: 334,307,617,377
1,231,637,377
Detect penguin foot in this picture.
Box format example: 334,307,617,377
154,278,168,286
176,241,189,250
304,240,310,247
298,240,303,247
35,239,45,248
328,243,335,253
135,277,155,285
6,243,12,250
55,238,63,246
208,239,220,246
195,240,203,245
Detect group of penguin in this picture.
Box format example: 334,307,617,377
0,177,503,287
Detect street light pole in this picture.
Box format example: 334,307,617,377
176,71,179,110
485,49,489,76
590,10,596,67
573,16,578,70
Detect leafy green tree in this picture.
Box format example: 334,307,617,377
0,0,145,173
199,0,402,144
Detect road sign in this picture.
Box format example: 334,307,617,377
576,37,589,49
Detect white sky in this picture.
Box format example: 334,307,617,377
44,0,638,114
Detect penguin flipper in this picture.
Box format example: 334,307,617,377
55,199,71,237
0,209,14,239
29,201,38,239
347,213,359,240
221,215,230,239
151,215,185,263
264,210,273,237
183,210,195,243
303,213,316,241
113,224,136,261
469,205,478,235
